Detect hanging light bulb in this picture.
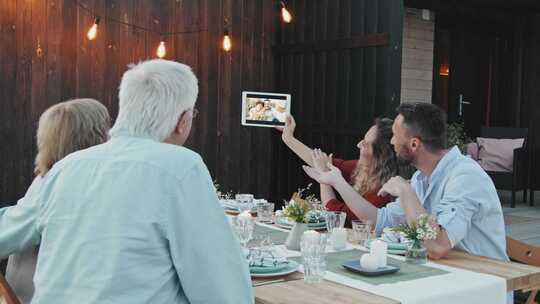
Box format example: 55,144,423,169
280,1,292,23
157,40,166,58
87,16,100,41
222,30,231,52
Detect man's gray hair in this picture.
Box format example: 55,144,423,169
110,59,199,141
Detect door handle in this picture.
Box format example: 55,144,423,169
458,94,471,117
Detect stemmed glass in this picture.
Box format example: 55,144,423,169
233,215,255,248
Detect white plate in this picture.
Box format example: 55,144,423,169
250,260,299,278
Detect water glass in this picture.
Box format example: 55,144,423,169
300,233,328,283
257,202,275,223
232,216,255,248
351,220,372,246
235,194,254,212
325,211,346,232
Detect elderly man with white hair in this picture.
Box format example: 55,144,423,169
0,60,253,304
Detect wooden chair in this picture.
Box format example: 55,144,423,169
0,272,20,304
507,237,540,304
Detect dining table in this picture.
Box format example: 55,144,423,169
249,221,540,304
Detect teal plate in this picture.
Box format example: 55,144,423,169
250,263,290,274
276,218,326,228
250,260,300,278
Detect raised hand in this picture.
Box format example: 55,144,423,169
377,176,410,197
275,114,296,143
311,148,333,172
302,163,343,187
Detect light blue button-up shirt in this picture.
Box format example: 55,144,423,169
0,135,253,304
376,146,509,262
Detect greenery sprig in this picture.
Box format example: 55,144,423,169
213,180,233,200
282,183,324,223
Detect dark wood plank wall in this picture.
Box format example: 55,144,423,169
0,0,404,206
0,0,277,204
272,0,403,203
521,14,540,190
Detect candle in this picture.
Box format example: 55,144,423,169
331,228,347,250
360,254,379,271
302,230,320,243
370,239,388,268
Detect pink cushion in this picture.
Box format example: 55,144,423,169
466,142,479,160
476,137,525,172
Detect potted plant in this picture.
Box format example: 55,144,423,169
391,214,437,264
447,121,472,154
282,184,320,250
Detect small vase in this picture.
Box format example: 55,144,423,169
285,222,309,251
405,240,427,264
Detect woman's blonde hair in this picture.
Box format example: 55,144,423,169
35,98,110,176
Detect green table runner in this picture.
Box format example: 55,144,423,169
251,223,289,245
290,249,449,285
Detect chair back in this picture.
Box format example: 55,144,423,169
507,237,540,267
0,272,20,304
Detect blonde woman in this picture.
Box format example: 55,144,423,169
3,98,110,303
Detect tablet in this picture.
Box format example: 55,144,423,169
241,91,291,127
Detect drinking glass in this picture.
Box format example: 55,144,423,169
233,216,255,248
351,220,372,247
300,233,328,283
325,211,346,232
257,202,275,223
235,194,254,213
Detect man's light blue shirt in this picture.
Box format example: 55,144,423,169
376,146,508,262
0,135,253,304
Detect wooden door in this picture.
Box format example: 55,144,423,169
447,18,491,138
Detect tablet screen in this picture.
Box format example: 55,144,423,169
241,91,291,127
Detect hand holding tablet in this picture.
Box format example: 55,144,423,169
241,91,291,128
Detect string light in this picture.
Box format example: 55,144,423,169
280,1,292,23
157,40,166,58
87,16,100,40
77,0,294,54
222,30,232,52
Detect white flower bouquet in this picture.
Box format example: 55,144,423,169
391,214,438,264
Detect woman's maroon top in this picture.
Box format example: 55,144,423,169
325,158,392,227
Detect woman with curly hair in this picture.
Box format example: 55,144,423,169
279,115,400,227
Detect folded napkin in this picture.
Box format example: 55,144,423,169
277,217,325,227
246,249,289,268
220,199,238,209
368,239,408,250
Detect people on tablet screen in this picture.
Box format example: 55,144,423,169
248,98,287,123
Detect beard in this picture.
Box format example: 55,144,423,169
395,145,414,166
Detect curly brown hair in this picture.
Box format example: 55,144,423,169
350,118,399,194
